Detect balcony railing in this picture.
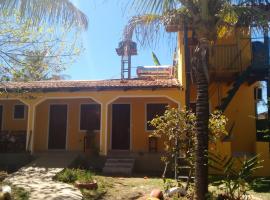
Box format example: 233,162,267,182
189,44,243,73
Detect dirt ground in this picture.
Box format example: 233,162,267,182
83,175,270,200
86,175,164,200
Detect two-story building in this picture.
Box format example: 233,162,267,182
0,25,269,176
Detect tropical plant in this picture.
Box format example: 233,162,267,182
127,1,270,199
209,154,263,200
152,51,161,65
0,0,88,29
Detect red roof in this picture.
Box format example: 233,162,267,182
0,78,180,92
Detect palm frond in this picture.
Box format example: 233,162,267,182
0,0,88,29
124,14,166,46
130,0,178,14
232,4,270,29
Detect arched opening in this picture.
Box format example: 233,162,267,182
34,98,101,152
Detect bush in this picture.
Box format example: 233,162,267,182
54,168,93,183
209,154,263,199
0,171,8,182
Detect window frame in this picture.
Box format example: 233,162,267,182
145,103,168,131
79,103,101,132
13,104,26,120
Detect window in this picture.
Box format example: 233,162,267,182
80,104,101,131
146,103,167,130
14,105,25,119
254,87,263,101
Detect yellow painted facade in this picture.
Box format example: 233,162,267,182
1,27,269,176
0,88,183,156
177,28,270,176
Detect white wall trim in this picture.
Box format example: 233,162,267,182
106,95,180,106
34,96,102,107
0,98,30,106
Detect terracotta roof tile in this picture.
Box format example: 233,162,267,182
0,78,180,91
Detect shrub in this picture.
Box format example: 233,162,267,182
54,168,93,183
209,154,263,199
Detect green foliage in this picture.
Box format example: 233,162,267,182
209,111,228,142
150,107,228,168
150,107,196,167
152,51,161,65
251,178,270,192
12,186,30,200
0,0,88,29
0,9,82,82
54,168,93,183
209,154,263,199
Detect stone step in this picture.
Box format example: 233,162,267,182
106,158,135,163
105,162,134,168
102,157,135,176
178,176,195,181
102,166,133,176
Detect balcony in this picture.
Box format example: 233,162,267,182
188,44,244,81
188,39,269,82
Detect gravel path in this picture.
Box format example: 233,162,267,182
4,153,82,200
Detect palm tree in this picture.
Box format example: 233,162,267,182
0,0,88,29
127,0,270,199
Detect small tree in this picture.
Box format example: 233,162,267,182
150,107,228,191
150,107,196,178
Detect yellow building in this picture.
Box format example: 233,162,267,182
0,27,269,176
174,25,270,176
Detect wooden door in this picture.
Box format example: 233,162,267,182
48,105,67,149
112,104,130,150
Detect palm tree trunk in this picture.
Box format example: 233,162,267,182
194,41,209,200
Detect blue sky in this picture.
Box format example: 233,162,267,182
66,0,176,80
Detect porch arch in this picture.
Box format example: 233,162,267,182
33,97,102,152
104,95,180,154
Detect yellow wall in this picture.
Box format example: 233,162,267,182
34,98,100,152
190,82,257,154
176,28,270,176
0,100,28,131
255,142,270,176
15,88,183,153
107,97,178,153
